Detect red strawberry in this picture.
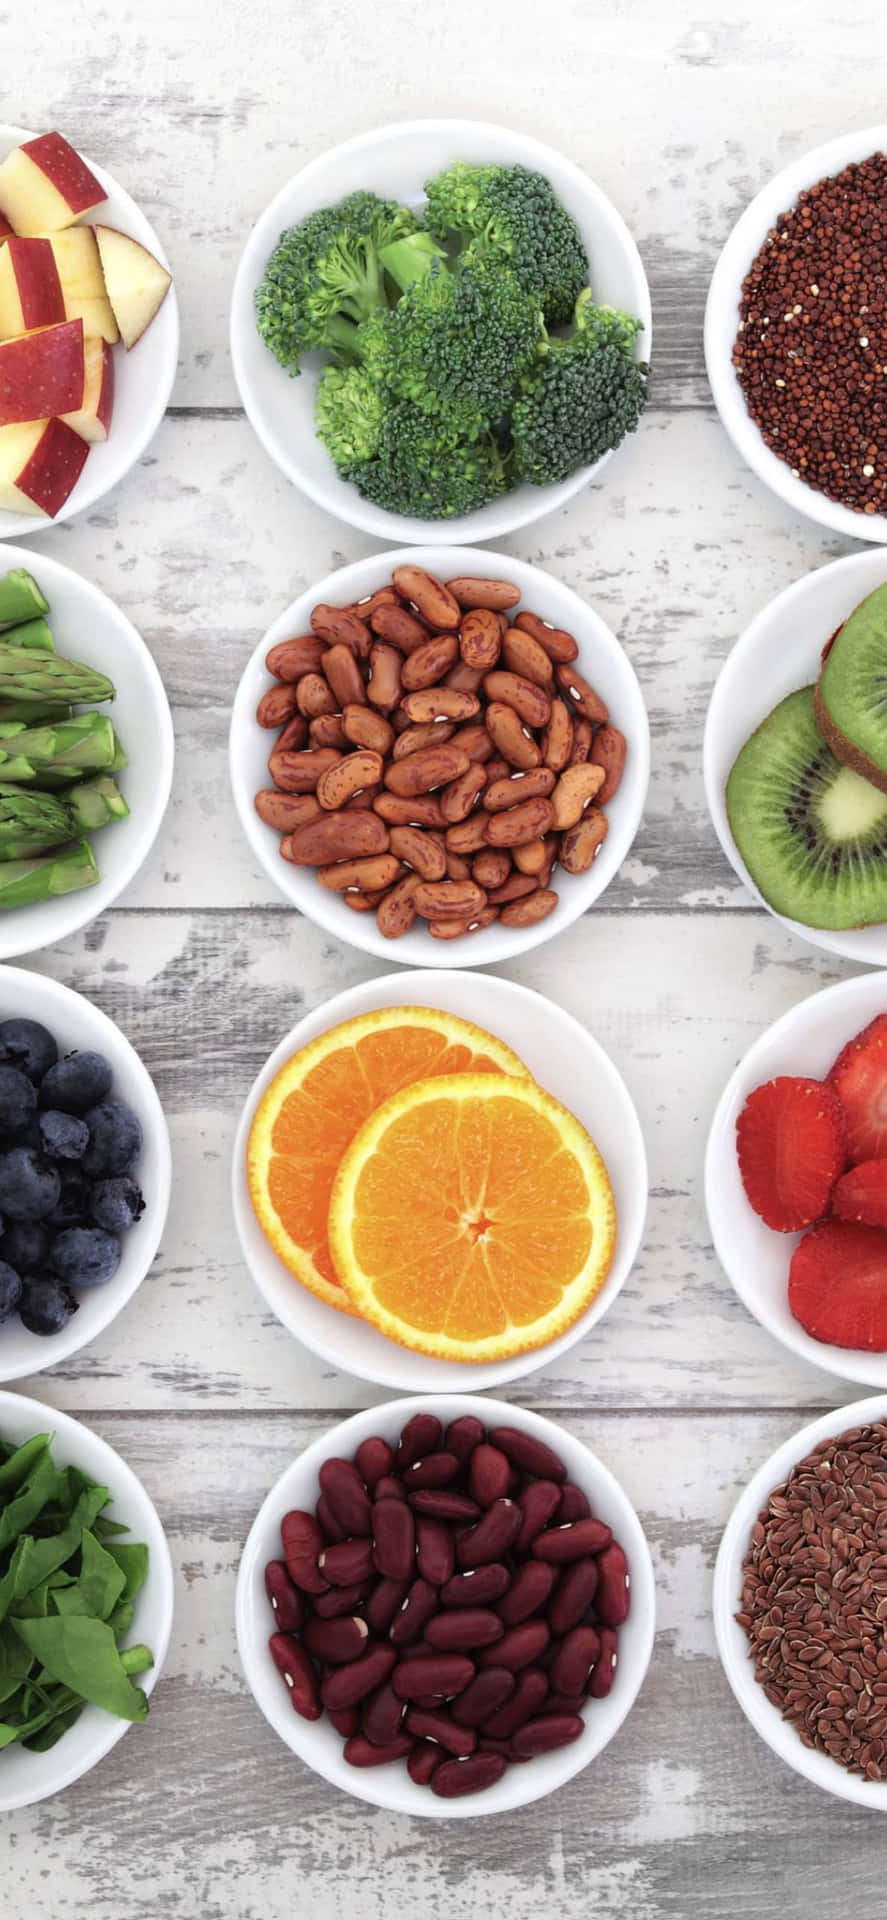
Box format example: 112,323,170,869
736,1076,846,1231
832,1158,887,1227
828,1015,887,1165
788,1219,887,1350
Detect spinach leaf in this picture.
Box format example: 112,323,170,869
50,1531,125,1621
104,1541,149,1603
10,1615,151,1721
0,1435,50,1495
19,1485,109,1592
0,1620,33,1704
106,1599,134,1637
0,1536,34,1624
0,1451,59,1550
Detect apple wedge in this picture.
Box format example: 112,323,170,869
0,237,65,338
0,133,105,236
0,319,84,426
0,215,13,240
41,227,118,344
94,225,171,349
61,335,114,443
0,417,89,515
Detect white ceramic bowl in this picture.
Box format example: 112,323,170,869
0,1388,174,1809
0,125,179,540
704,545,887,967
236,1393,655,1817
230,546,649,967
230,118,651,544
0,543,174,958
232,969,647,1393
705,125,887,542
714,1393,887,1807
705,970,887,1389
0,965,171,1382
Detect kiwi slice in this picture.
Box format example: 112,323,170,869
815,584,887,794
726,685,887,928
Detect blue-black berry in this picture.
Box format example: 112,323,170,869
0,1066,37,1135
39,1051,113,1115
90,1176,145,1235
81,1102,142,1178
0,1149,61,1221
39,1109,90,1162
0,1018,58,1084
1,1220,50,1273
19,1277,77,1335
50,1226,121,1290
0,1260,22,1321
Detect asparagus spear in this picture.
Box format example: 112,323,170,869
0,570,49,631
0,618,55,653
65,776,129,832
0,778,128,859
0,714,119,785
0,645,113,707
0,842,99,909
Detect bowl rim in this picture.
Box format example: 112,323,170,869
704,123,887,543
0,123,180,542
0,1386,174,1809
713,1391,887,1807
235,1392,656,1818
229,543,650,968
229,115,652,545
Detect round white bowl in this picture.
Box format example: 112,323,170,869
0,124,179,540
0,965,171,1382
236,1393,655,1817
705,125,887,543
230,545,649,968
0,1387,174,1809
704,545,887,967
230,118,651,544
714,1393,887,1807
232,969,647,1393
0,543,174,958
705,969,887,1390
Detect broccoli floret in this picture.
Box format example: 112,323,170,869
350,402,507,518
510,291,647,486
314,365,386,476
424,162,589,328
255,191,420,374
355,253,542,427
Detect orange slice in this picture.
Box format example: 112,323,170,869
328,1073,616,1360
246,1009,527,1313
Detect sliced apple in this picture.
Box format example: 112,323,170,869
0,134,105,236
0,319,84,426
0,237,65,339
61,335,113,443
0,215,13,240
94,225,171,349
40,227,118,344
0,417,89,516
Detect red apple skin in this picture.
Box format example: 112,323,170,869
0,318,84,425
21,134,104,216
0,214,12,239
94,336,114,435
11,417,89,516
4,238,65,329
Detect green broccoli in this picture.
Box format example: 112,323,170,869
510,291,647,486
255,191,420,373
349,401,507,518
424,162,589,328
314,365,387,476
355,253,542,428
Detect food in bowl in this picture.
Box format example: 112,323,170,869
254,164,647,518
253,563,625,941
263,1406,629,1797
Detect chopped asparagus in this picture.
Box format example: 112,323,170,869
0,704,72,726
109,728,128,773
0,714,119,785
0,777,128,859
0,841,99,909
0,645,114,707
0,618,55,653
0,570,49,631
65,776,129,832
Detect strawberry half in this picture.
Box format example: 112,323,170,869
832,1157,887,1227
789,1219,887,1349
828,1014,887,1165
736,1075,846,1231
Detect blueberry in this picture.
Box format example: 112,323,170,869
0,1260,22,1321
1,1220,50,1272
49,1168,92,1229
0,1066,37,1137
18,1277,77,1336
90,1176,145,1235
0,1018,58,1084
50,1226,120,1290
81,1102,142,1179
0,1149,61,1220
39,1052,113,1115
39,1110,90,1162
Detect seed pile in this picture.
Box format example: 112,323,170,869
738,1420,887,1779
732,153,887,517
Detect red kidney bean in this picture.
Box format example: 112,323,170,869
374,1474,406,1502
363,1680,405,1746
408,1490,480,1521
544,1693,586,1716
344,1732,414,1767
392,1654,475,1701
416,1517,454,1586
319,1458,373,1536
372,1498,416,1579
557,1481,591,1523
405,1707,477,1756
457,1499,521,1569
321,1643,396,1711
450,1668,515,1728
303,1615,370,1665
482,1667,549,1738
431,1753,506,1797
512,1714,584,1757
595,1543,630,1625
268,1633,322,1720
425,1609,504,1652
445,1414,485,1464
355,1437,395,1489
515,1480,562,1552
264,1561,304,1633
478,1736,530,1763
550,1626,601,1697
403,1451,460,1490
396,1414,443,1470
313,1581,370,1620
318,1538,375,1586
389,1578,438,1648
480,1621,549,1672
547,1558,599,1636
328,1706,359,1737
588,1627,618,1699
468,1444,511,1508
531,1519,612,1563
365,1576,410,1634
488,1427,567,1484
496,1561,556,1627
408,1739,441,1785
315,1494,347,1544
439,1564,511,1609
280,1510,329,1594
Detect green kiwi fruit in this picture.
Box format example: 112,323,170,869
815,583,887,794
726,685,887,928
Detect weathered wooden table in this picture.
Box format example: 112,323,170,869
3,3,886,1913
